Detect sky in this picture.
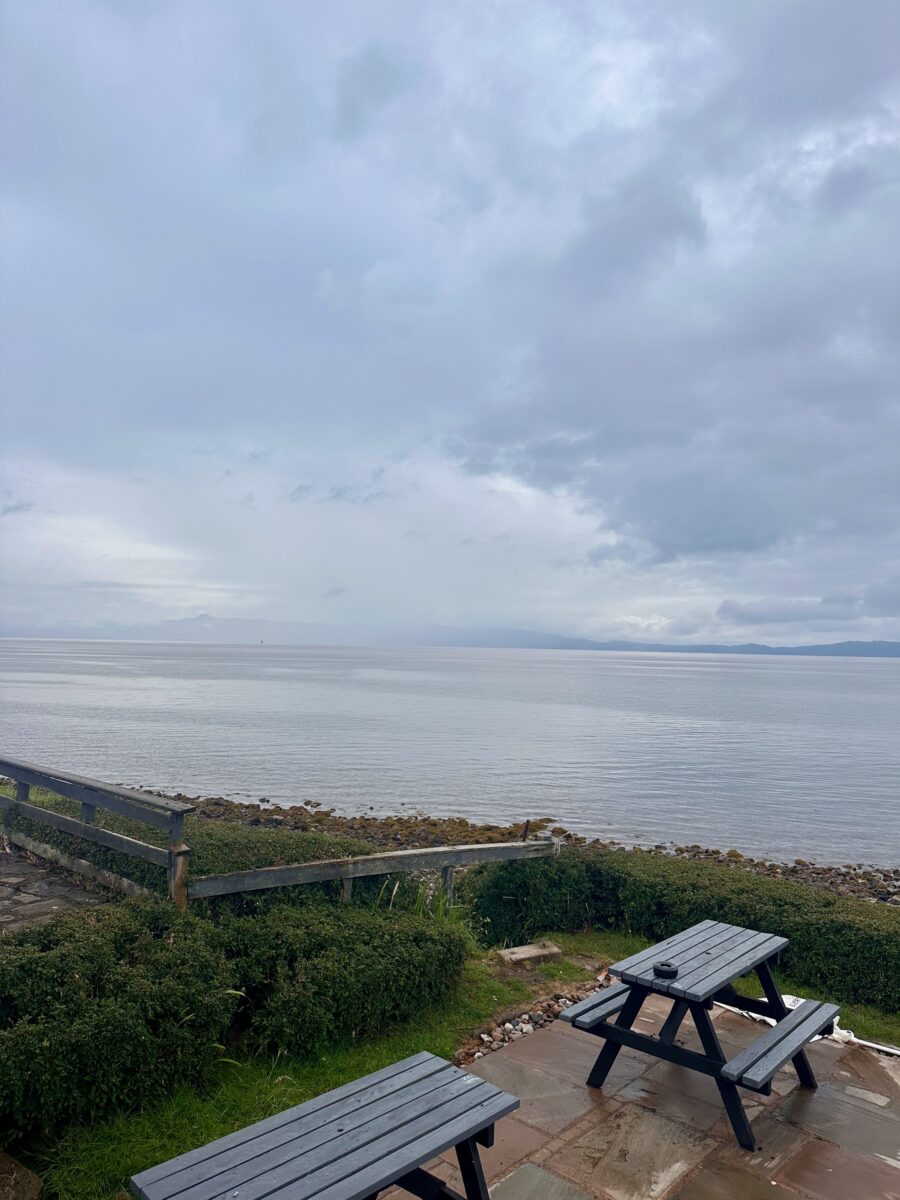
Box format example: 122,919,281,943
2,1,899,645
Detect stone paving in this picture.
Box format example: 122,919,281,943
389,994,900,1199
0,845,106,935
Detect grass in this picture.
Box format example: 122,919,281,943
26,960,531,1200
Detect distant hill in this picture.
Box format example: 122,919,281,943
1,615,899,658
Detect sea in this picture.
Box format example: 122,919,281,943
1,639,898,866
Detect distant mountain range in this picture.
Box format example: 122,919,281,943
2,614,899,657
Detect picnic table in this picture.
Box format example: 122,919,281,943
561,919,838,1150
129,1051,518,1200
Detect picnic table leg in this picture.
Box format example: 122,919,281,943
755,960,817,1089
455,1136,490,1200
658,999,690,1045
689,1002,756,1151
586,984,648,1088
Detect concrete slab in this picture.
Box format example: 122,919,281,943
469,1050,614,1135
714,1113,808,1177
547,1104,715,1200
777,1081,900,1163
498,940,562,966
615,1062,726,1131
775,1139,900,1200
676,1162,798,1199
492,1164,594,1200
504,1020,647,1092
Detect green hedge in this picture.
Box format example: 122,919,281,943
0,897,469,1146
222,905,470,1057
460,847,900,1011
0,902,235,1142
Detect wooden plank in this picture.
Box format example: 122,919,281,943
2,796,169,865
132,1054,436,1194
647,927,762,996
303,1092,517,1200
614,921,731,983
722,1001,838,1086
188,840,556,899
170,1069,485,1200
0,755,194,817
0,761,175,830
4,831,155,899
741,1005,839,1089
207,1085,514,1200
671,933,788,1002
145,1058,454,1200
560,983,631,1027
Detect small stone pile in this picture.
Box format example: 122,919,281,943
455,976,607,1066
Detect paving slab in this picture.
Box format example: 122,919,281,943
675,1161,798,1199
469,1050,614,1135
547,1103,716,1200
832,1045,900,1102
505,1020,648,1091
439,1115,546,1180
714,1112,809,1177
492,1164,594,1199
0,848,105,935
776,1081,900,1162
615,1061,728,1132
775,1139,900,1200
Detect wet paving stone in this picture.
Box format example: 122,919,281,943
0,848,106,934
775,1139,900,1200
676,1161,798,1199
469,1050,616,1135
547,1103,716,1200
776,1081,900,1162
492,1164,595,1199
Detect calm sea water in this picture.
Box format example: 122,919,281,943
1,639,898,866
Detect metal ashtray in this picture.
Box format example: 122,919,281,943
653,960,679,979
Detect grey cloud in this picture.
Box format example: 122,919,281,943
322,585,346,599
1,500,34,517
332,43,421,143
717,595,863,626
2,1,899,643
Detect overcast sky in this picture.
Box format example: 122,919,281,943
2,1,899,644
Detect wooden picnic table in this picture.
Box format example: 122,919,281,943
561,919,838,1150
129,1052,518,1200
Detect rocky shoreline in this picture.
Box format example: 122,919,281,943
155,791,899,905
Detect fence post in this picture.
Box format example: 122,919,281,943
14,781,30,806
341,877,353,903
166,812,190,910
80,800,96,824
441,865,455,906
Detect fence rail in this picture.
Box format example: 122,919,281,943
188,838,557,901
1,756,558,910
0,756,194,907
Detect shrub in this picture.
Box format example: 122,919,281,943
0,896,470,1146
461,847,900,1011
0,902,236,1144
221,903,470,1057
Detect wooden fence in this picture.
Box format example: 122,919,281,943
0,756,558,910
0,756,194,907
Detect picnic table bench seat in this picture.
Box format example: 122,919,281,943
559,983,631,1031
129,1052,518,1200
722,999,839,1090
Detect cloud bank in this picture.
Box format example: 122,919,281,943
2,0,899,644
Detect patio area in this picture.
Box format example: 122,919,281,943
390,995,900,1199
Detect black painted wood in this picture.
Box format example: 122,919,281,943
580,921,838,1152
722,1000,838,1088
559,983,631,1029
130,1054,517,1200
